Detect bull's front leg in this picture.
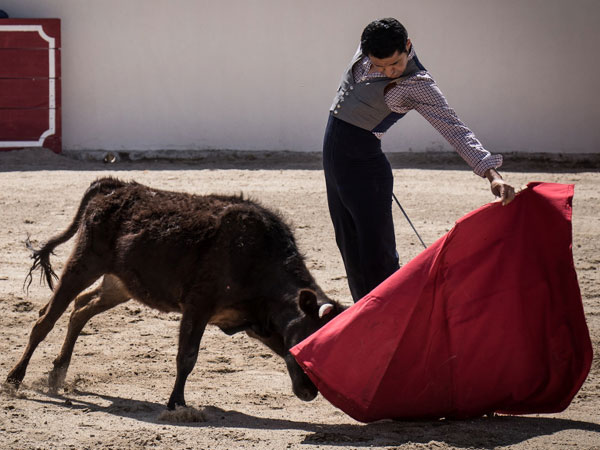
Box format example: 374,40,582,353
167,303,211,410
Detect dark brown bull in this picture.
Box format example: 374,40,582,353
6,177,345,409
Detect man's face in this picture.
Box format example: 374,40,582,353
368,40,411,78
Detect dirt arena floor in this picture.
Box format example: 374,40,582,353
1,149,598,449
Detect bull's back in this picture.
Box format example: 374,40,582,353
82,181,246,242
78,181,275,310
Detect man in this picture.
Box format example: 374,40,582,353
323,18,515,303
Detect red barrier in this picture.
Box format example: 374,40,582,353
0,19,61,153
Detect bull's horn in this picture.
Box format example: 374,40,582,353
318,303,334,319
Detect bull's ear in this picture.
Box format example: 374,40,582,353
298,289,319,317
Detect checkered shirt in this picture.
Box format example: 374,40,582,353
353,46,502,177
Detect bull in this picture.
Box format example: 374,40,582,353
5,177,345,409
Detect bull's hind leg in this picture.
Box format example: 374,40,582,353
38,284,97,318
6,256,104,389
167,303,213,409
48,275,130,392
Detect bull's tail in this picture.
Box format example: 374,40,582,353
24,177,127,292
24,235,59,292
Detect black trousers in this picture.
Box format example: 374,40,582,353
323,115,400,302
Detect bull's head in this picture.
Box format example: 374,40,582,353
249,288,344,401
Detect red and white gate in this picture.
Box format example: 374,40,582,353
0,19,61,153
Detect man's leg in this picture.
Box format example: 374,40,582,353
322,115,399,302
337,162,399,300
325,176,368,302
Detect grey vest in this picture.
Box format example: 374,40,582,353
330,49,426,133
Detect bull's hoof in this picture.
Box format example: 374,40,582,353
158,405,207,423
166,399,186,411
5,368,25,390
48,367,67,393
3,376,22,392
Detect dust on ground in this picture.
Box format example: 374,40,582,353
1,149,599,449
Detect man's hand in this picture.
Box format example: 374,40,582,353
485,169,515,206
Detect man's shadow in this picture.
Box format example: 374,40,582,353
20,389,600,448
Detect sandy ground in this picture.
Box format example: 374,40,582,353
0,148,598,449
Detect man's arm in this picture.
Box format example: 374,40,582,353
388,74,515,205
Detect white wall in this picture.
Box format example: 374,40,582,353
3,0,599,154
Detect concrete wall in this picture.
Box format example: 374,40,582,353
2,0,599,154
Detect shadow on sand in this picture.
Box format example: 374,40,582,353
17,388,600,448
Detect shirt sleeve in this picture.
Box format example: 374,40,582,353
386,74,502,177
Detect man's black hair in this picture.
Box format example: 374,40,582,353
360,18,408,58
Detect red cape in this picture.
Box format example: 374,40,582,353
291,182,592,422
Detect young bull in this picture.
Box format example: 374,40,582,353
6,177,345,409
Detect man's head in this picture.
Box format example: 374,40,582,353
361,18,412,78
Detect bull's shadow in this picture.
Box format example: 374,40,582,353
19,389,600,448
